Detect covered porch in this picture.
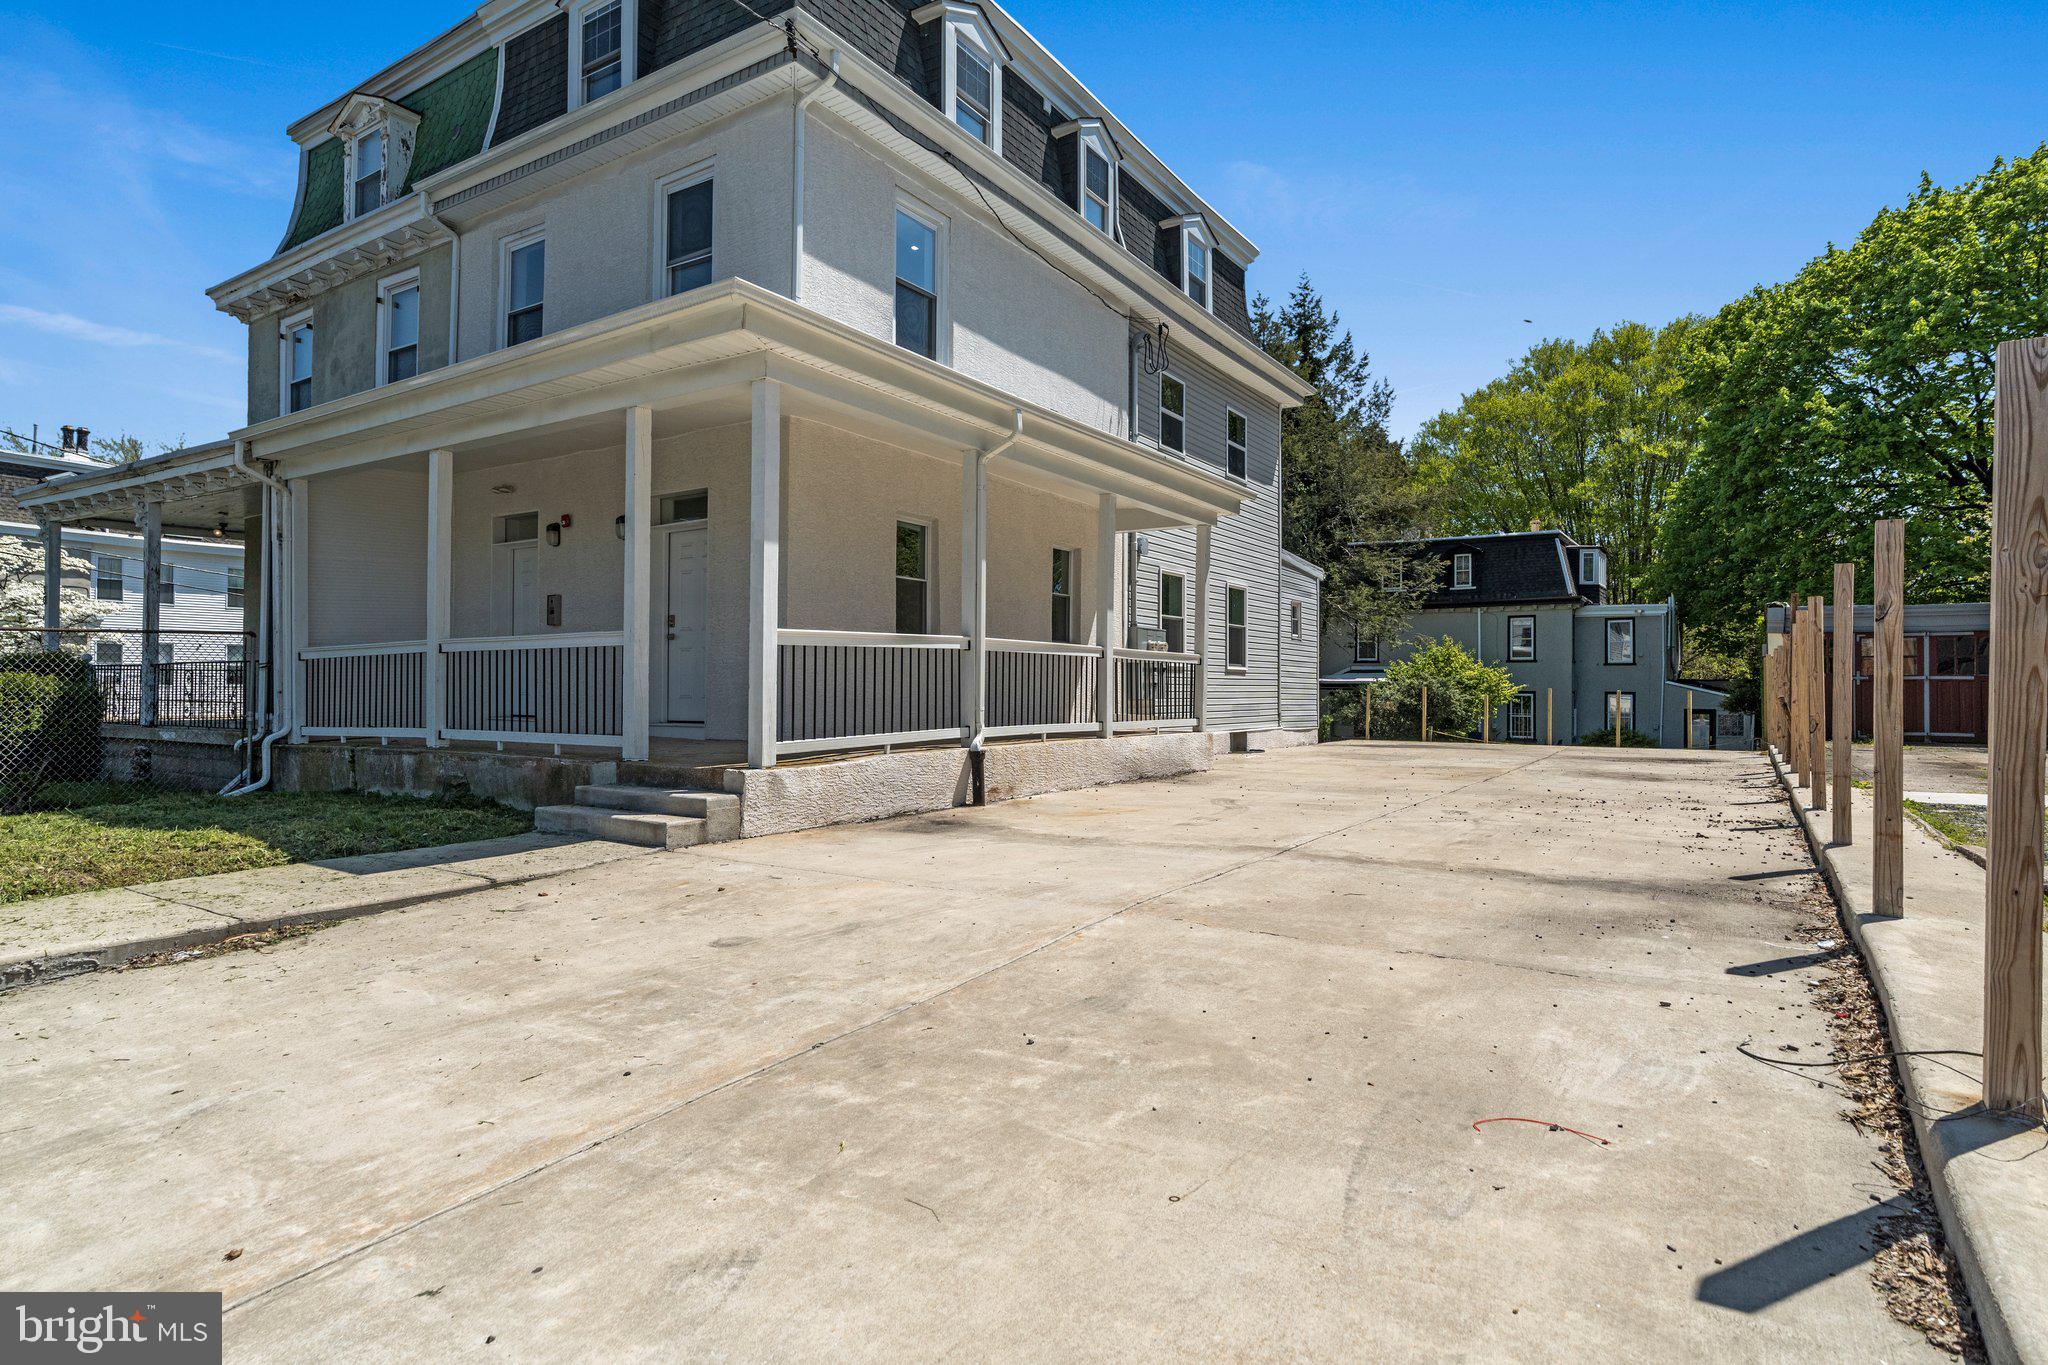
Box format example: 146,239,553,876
259,281,1242,773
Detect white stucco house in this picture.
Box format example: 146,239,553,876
21,0,1324,840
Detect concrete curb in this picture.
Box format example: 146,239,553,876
0,836,650,993
1767,748,2045,1365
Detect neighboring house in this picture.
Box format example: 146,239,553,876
1764,601,1987,743
20,0,1322,823
1319,530,1752,749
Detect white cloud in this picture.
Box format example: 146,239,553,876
0,305,233,362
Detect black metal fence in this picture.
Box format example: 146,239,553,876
1,629,253,729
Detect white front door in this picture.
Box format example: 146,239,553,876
492,542,540,636
662,524,708,724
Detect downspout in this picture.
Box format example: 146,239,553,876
426,203,461,364
790,49,841,304
967,409,1025,796
222,441,291,796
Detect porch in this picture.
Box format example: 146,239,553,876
270,282,1239,774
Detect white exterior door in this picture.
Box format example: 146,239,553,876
661,524,708,724
492,542,539,636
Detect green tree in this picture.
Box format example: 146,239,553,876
1658,143,2048,658
1369,637,1520,740
1408,319,1698,601
1255,275,1440,641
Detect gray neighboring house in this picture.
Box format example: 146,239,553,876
1318,530,1752,749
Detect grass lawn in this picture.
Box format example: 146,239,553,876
0,784,532,906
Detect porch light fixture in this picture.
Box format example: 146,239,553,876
546,521,562,547
615,515,626,540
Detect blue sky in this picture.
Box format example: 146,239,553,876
2,0,2045,452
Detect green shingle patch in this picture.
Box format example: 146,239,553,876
400,47,500,192
275,46,499,255
280,136,344,251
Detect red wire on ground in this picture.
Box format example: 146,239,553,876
1472,1117,1613,1146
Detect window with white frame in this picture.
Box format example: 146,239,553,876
661,170,714,296
920,2,1004,152
1451,552,1474,589
1289,600,1302,640
1579,547,1606,586
377,271,420,385
893,204,941,360
1051,548,1075,643
501,231,545,347
896,520,931,634
227,571,245,611
1605,691,1636,731
1061,120,1115,233
1225,585,1247,669
159,564,177,607
1226,408,1247,479
1159,571,1185,653
1159,373,1185,452
281,312,313,414
574,0,626,105
93,554,123,601
1508,614,1535,661
1178,217,1213,309
1508,692,1535,740
1353,625,1377,664
352,127,385,218
1605,617,1635,665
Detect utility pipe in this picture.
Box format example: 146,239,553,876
221,442,293,795
967,409,1026,753
790,50,841,303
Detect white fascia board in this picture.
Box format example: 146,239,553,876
207,192,442,310
1280,549,1326,581
1577,602,1673,618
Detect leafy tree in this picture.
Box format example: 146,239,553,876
1658,143,2048,659
1408,319,1698,601
0,538,100,632
1254,275,1440,640
1369,636,1520,740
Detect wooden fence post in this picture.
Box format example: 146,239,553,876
1833,564,1855,844
1363,683,1372,742
1613,690,1622,747
1807,594,1829,811
1791,605,1810,785
1983,337,2047,1116
1483,704,1490,744
1421,685,1428,742
1873,521,1905,916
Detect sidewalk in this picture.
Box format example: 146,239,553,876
1774,753,2048,1365
0,833,651,990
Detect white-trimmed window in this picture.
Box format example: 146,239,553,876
893,200,944,360
1508,692,1535,740
1451,552,1474,589
1606,617,1636,665
896,520,932,634
660,165,714,296
93,554,123,601
1353,626,1377,664
377,270,421,385
280,310,314,415
918,2,1005,153
1508,614,1536,661
1060,120,1116,234
159,564,178,607
1051,547,1076,643
1605,691,1636,731
500,229,546,347
1579,547,1607,587
1225,585,1247,670
1159,372,1185,452
571,0,630,107
1226,408,1247,479
1159,571,1185,653
1175,216,1213,310
1289,601,1302,640
352,127,385,218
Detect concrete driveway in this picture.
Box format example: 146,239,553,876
2,743,1938,1360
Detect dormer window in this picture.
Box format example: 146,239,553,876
331,95,417,224
1579,548,1607,587
576,0,625,104
1168,215,1214,310
916,2,1006,154
1056,119,1117,235
352,128,384,217
1452,552,1474,589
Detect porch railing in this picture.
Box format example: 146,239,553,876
1114,649,1200,729
441,633,623,745
776,629,968,756
985,639,1099,737
301,642,428,737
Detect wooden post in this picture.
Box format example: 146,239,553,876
1982,337,2047,1116
1363,683,1372,742
1807,594,1829,811
1483,705,1490,744
1789,607,1807,782
1613,689,1622,747
1873,520,1905,917
1799,603,1819,788
1421,685,1429,741
1545,687,1553,746
1762,647,1777,755
139,501,162,729
1832,564,1855,844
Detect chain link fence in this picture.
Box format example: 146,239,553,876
0,629,254,812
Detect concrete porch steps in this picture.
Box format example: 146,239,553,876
533,785,741,850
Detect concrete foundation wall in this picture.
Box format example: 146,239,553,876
277,743,607,811
99,726,244,791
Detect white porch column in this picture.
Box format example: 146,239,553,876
288,479,309,742
39,517,62,650
621,407,655,762
746,379,782,768
424,449,454,748
1096,494,1117,737
1193,521,1213,733
138,501,163,728
961,450,987,744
